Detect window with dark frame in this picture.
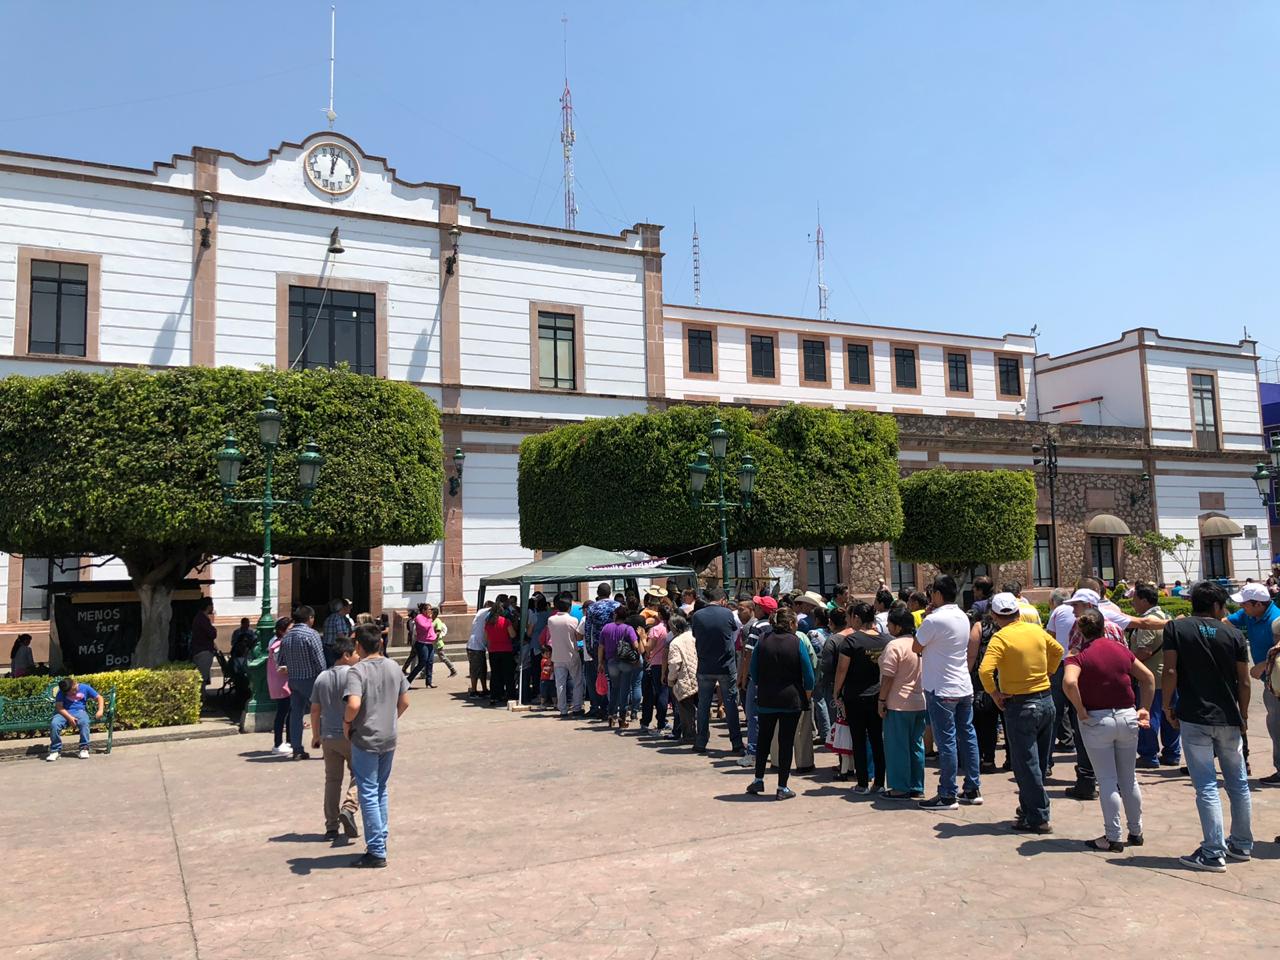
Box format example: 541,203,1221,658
806,547,839,597
802,339,827,382
947,352,970,393
725,549,753,585
750,334,776,379
29,260,88,357
847,343,871,385
686,328,714,375
998,356,1023,397
537,311,577,390
888,543,916,593
1202,538,1229,579
20,557,80,622
403,562,424,594
288,286,377,376
1090,536,1117,584
1031,524,1053,587
894,347,917,389
1191,374,1218,450
233,565,257,599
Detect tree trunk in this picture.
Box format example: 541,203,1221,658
133,580,176,667
125,553,195,667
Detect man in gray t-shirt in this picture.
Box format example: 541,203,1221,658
343,624,410,867
309,638,360,840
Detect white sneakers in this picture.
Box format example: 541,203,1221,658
45,749,90,761
45,752,59,762
78,748,90,759
273,743,292,755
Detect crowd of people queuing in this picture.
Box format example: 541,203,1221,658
453,570,1280,872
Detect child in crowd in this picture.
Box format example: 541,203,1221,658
539,634,556,708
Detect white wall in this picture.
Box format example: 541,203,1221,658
662,317,1032,416
1146,349,1263,449
215,200,441,380
1035,350,1143,426
382,542,445,612
0,169,195,363
457,232,646,396
1153,469,1272,582
461,451,532,604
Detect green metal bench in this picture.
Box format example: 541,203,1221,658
0,682,118,754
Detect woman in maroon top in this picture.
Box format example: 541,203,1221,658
1063,608,1155,852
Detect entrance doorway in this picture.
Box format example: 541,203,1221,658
292,549,371,618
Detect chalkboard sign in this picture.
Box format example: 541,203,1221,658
50,583,207,673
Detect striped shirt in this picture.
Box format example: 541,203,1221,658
279,624,326,681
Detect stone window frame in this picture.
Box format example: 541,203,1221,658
995,352,1025,400
745,328,781,385
15,247,102,361
799,336,830,387
1186,368,1223,452
890,342,922,395
843,337,875,392
528,301,585,394
944,347,973,399
276,273,389,377
681,321,717,381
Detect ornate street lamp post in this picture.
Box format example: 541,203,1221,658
687,417,756,594
217,394,324,728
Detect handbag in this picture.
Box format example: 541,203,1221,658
595,666,609,698
826,703,854,755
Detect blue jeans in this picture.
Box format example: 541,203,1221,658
1137,688,1180,763
288,677,315,755
1181,721,1252,859
50,708,91,754
696,672,743,751
883,708,926,793
812,689,831,743
744,679,758,754
640,664,669,727
406,642,435,686
925,690,981,799
607,660,640,719
350,745,395,858
1003,691,1055,826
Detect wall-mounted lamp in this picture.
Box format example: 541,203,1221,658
199,193,215,249
448,446,466,496
445,226,461,276
1129,472,1152,509
328,226,345,256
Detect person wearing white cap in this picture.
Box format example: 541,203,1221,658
978,592,1063,833
1227,581,1280,785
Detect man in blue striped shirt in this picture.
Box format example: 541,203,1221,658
279,605,325,759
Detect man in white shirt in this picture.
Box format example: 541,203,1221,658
545,595,584,717
913,574,983,810
466,601,492,698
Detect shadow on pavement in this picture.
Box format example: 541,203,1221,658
1103,854,1190,870
287,853,362,875
268,832,331,843
933,820,1023,840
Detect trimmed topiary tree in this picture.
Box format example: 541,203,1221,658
518,404,903,565
0,367,443,666
894,467,1038,585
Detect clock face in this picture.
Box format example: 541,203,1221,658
304,142,359,195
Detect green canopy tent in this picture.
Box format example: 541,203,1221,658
476,546,698,709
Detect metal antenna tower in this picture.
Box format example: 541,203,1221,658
692,208,702,305
812,204,830,321
324,5,338,129
560,15,578,230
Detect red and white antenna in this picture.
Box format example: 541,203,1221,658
692,208,702,305
560,15,578,230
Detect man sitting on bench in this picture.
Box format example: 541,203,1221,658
47,677,104,762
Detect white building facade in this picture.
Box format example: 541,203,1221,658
0,133,1270,653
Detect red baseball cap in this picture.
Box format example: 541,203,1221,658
752,595,778,615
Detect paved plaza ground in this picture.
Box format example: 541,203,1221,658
5,682,1279,960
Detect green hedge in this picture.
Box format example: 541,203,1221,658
518,404,903,554
0,665,201,732
895,468,1037,570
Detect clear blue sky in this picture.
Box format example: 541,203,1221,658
3,1,1279,360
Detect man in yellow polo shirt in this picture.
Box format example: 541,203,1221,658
979,592,1064,834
